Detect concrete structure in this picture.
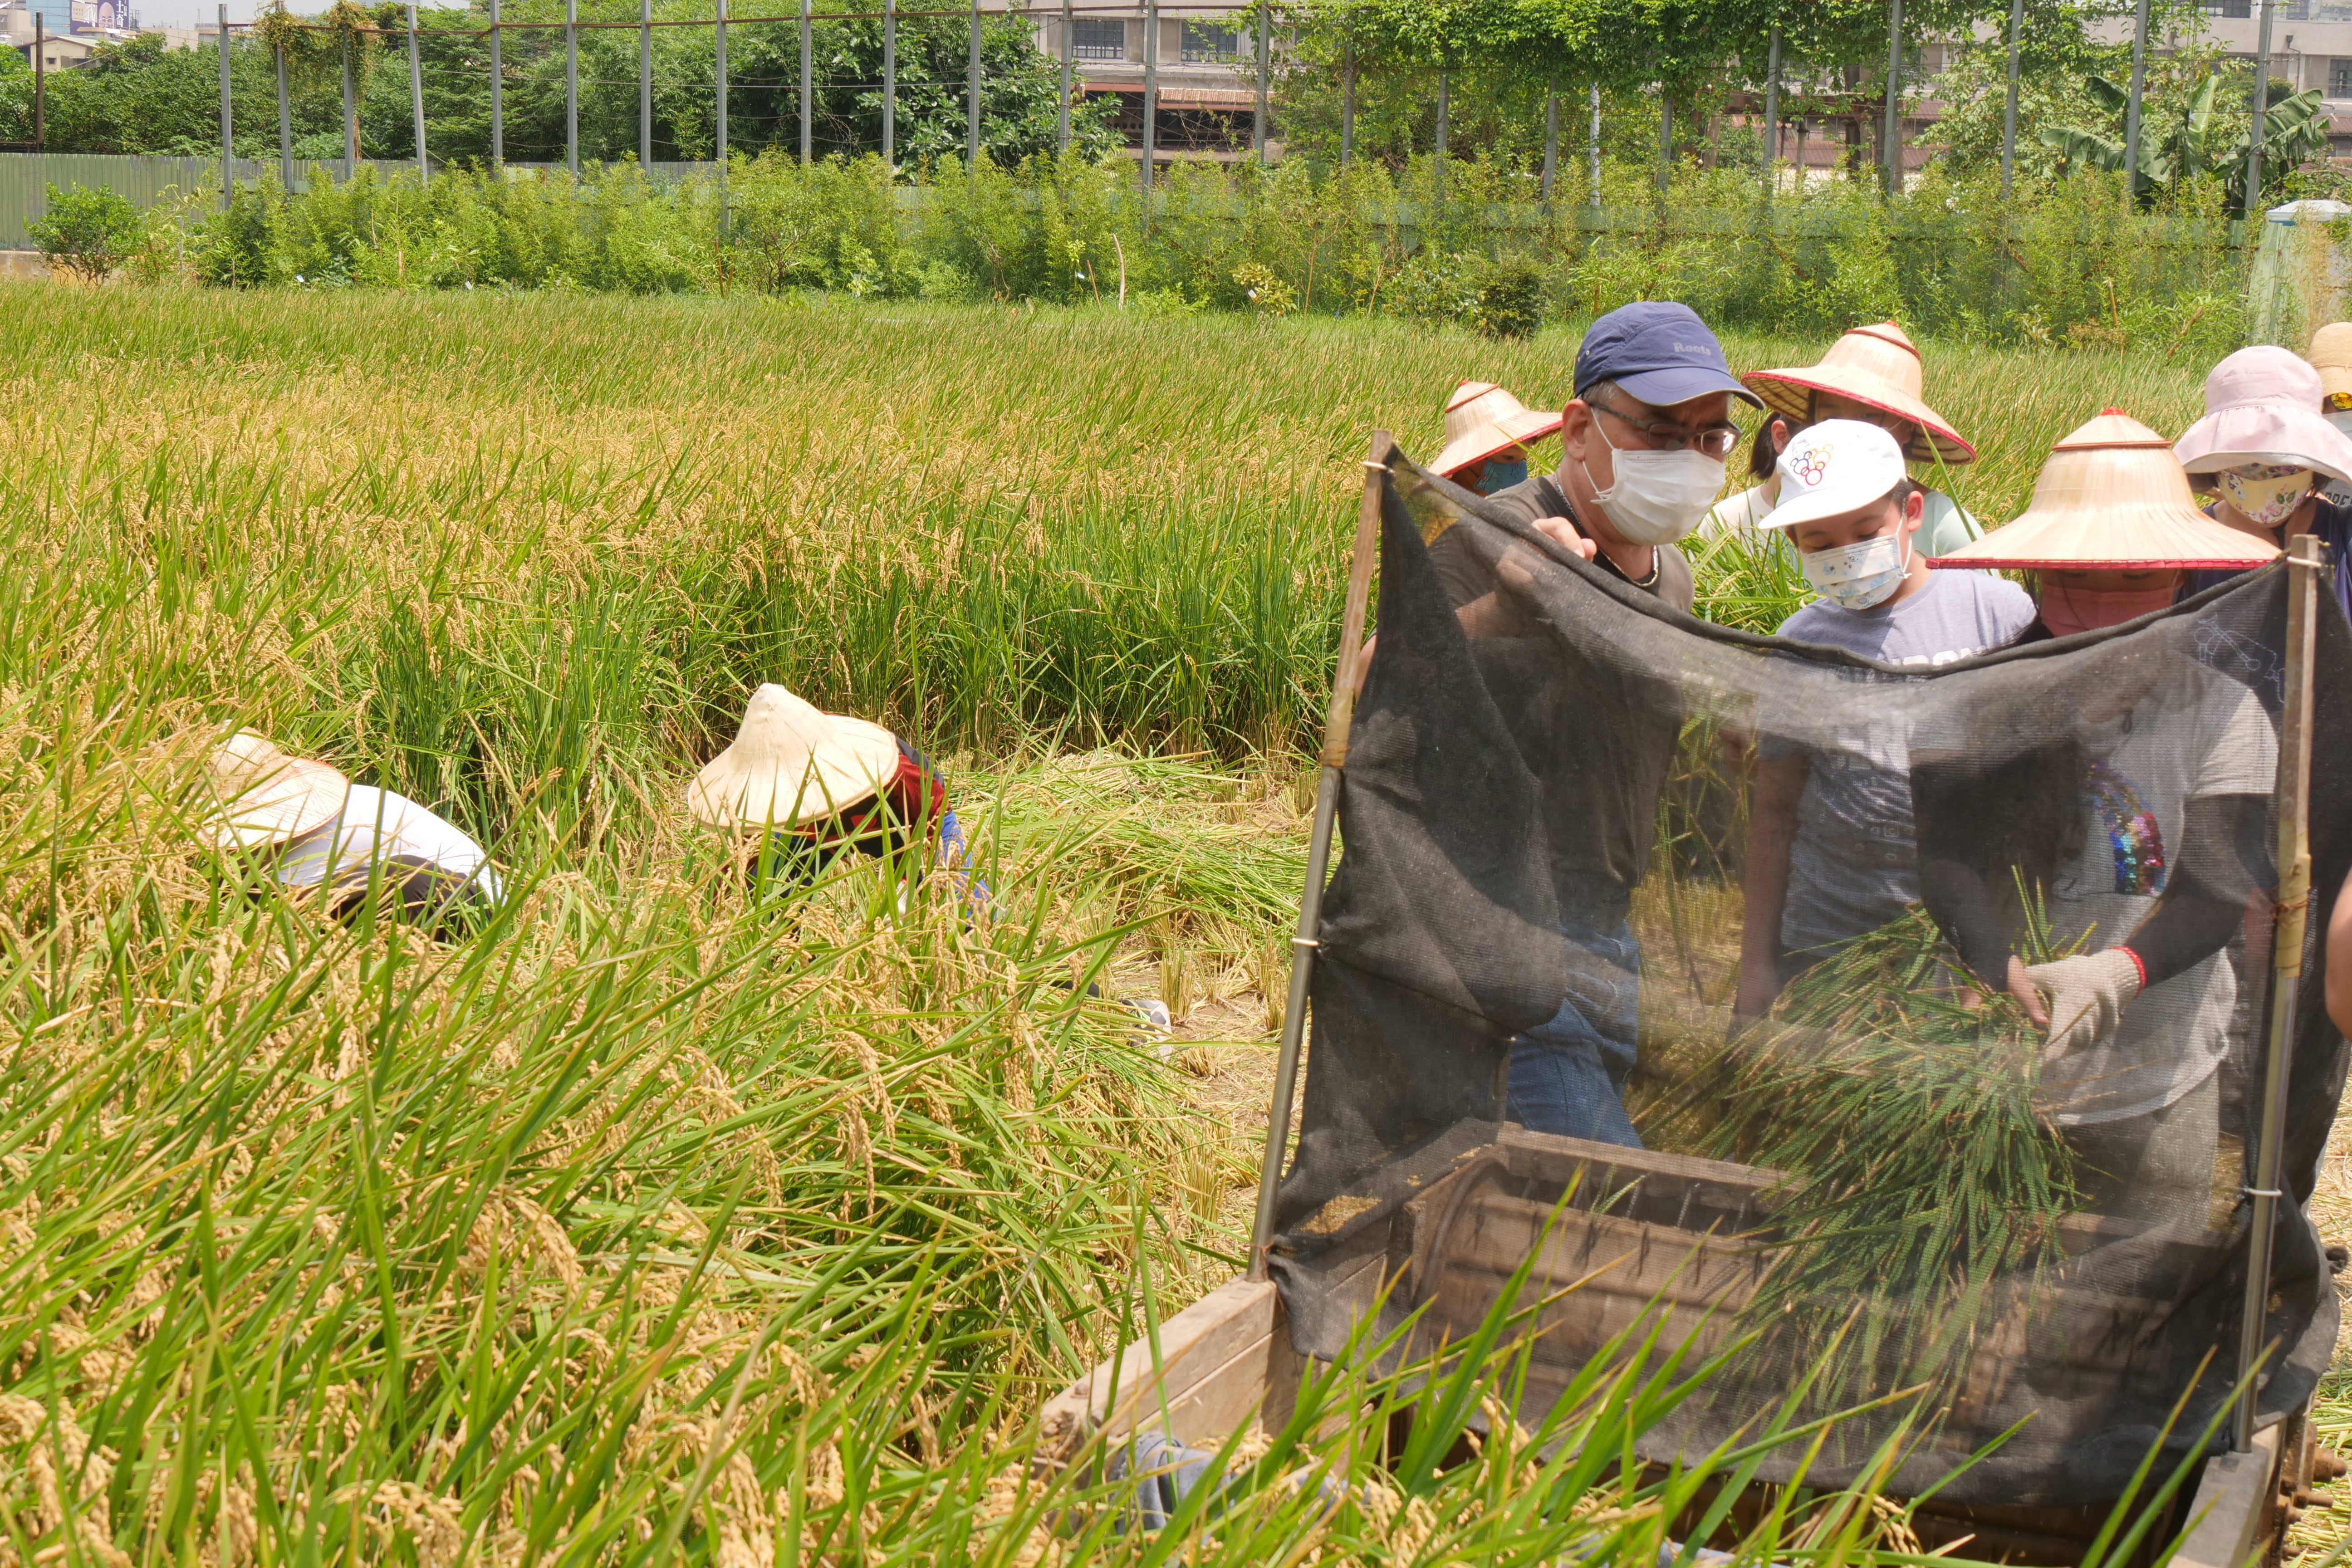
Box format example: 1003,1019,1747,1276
17,29,95,67
1028,6,1280,164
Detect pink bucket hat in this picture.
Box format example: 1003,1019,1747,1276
2173,345,2352,482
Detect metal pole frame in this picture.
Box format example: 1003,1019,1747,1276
2124,0,2150,201
1761,26,1780,199
1657,90,1671,193
1588,80,1600,209
800,0,813,163
276,11,293,193
564,0,578,174
2234,532,2326,1451
1253,1,1268,165
641,0,654,168
1541,83,1557,204
1882,0,1902,196
2000,0,2021,195
1250,429,1392,1276
34,14,44,154
218,7,234,209
2248,0,2276,215
1435,68,1448,208
883,0,896,166
489,0,502,167
1339,33,1352,169
409,1,428,181
343,33,358,180
716,0,729,227
1056,0,1071,153
1141,0,1156,197
968,0,982,166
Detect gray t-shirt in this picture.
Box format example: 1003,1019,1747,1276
1763,570,2037,958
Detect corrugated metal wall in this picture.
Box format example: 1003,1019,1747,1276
0,153,724,249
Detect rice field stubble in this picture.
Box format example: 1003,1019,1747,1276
0,284,2298,1560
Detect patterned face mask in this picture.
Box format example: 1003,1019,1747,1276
2217,461,2316,528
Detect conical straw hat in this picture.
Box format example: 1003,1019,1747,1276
1930,409,2283,571
1740,321,1975,466
1431,380,1562,479
2308,322,2352,401
203,729,350,851
686,684,903,829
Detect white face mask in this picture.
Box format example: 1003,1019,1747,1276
1800,530,1910,611
1582,421,1726,545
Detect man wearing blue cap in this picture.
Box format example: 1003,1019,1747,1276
1414,302,1759,1147
1430,300,1759,623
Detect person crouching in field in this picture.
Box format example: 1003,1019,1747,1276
1703,321,1984,561
687,684,974,902
1430,381,1560,498
205,730,502,933
1733,422,2034,1024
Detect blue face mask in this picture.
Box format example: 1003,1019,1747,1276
1476,458,1528,495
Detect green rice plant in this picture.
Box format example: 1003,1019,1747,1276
1690,901,2085,1406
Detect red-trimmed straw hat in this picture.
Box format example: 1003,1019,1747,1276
202,730,351,851
1431,381,1562,480
1929,409,2282,572
1740,321,1975,467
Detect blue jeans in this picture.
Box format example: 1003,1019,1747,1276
1504,921,1644,1148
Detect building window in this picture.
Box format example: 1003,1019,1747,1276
1181,22,1239,62
2333,57,2352,96
2201,0,2252,15
1070,18,1124,59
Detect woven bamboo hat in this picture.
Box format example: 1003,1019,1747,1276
1431,381,1562,480
1740,321,1975,466
2174,345,2352,481
1930,409,2282,572
686,684,902,829
204,730,350,851
2308,322,2352,402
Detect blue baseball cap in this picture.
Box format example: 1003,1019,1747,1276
1573,302,1762,411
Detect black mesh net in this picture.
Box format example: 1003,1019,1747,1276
1266,449,2352,1508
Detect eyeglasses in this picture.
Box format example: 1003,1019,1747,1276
1589,399,1742,460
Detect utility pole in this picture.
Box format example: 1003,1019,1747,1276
408,0,427,181
564,0,578,173
2000,0,2021,194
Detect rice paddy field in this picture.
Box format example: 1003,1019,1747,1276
0,281,2337,1563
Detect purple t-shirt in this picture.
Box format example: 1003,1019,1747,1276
1764,569,2038,957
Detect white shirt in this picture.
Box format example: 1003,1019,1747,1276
276,785,503,903
2036,665,2274,1126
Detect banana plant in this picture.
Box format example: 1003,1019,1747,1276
2038,72,2329,210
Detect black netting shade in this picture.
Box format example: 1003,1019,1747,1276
1268,451,2352,1508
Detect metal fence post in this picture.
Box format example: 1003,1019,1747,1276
1541,83,1557,203
1999,0,2021,194
2124,0,2149,200
716,0,728,223
1056,0,1071,153
968,0,981,165
1141,0,1156,197
275,16,293,191
343,34,358,179
800,0,812,162
1761,26,1779,198
1657,91,1670,192
33,15,44,153
1435,68,1447,206
883,0,896,164
489,0,502,168
1881,0,1902,196
1253,3,1268,164
565,0,578,173
218,6,232,206
641,0,654,167
2249,0,2275,215
1339,34,1352,167
1587,81,1600,208
408,0,427,181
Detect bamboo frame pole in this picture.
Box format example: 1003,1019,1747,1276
1249,430,1392,1278
2235,532,2326,1451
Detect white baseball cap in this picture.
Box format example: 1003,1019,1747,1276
1759,419,1909,533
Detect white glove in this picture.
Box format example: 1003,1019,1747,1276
2022,949,2144,1057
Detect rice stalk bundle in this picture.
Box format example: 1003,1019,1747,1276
1698,902,2083,1403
